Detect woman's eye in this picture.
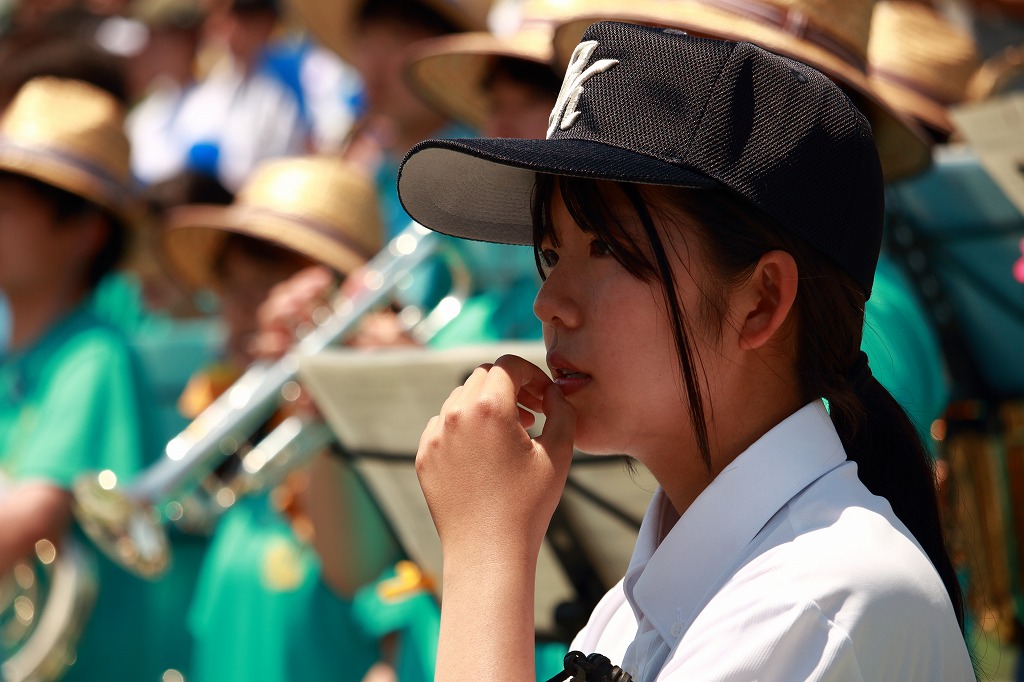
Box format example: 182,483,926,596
590,239,613,257
539,248,559,269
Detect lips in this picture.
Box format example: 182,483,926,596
547,351,591,396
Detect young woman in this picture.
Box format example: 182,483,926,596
396,22,975,681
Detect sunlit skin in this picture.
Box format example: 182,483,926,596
483,72,556,139
416,185,804,680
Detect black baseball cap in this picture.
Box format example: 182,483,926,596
398,21,885,296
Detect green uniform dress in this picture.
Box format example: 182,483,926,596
0,304,160,681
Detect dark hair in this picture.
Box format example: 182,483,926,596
481,56,561,100
0,35,127,108
144,171,234,217
0,171,125,289
357,0,461,36
532,174,965,632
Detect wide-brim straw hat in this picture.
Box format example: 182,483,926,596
287,0,492,63
405,0,588,128
552,0,933,182
867,1,979,139
162,155,383,289
0,77,137,225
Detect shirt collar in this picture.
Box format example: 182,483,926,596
624,400,848,644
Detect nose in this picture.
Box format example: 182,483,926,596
533,267,581,330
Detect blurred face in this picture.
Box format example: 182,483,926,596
129,26,200,95
0,177,83,296
352,17,442,127
483,71,556,139
211,238,312,367
533,187,719,462
224,10,276,67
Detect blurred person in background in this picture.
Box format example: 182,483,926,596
0,14,181,338
140,169,234,319
129,0,308,190
124,0,207,185
0,77,157,681
278,0,544,349
403,0,565,153
160,155,405,682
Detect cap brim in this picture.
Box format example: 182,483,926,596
398,137,717,245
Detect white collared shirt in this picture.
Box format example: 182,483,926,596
571,401,974,681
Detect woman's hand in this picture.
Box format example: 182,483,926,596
416,354,576,565
417,354,576,681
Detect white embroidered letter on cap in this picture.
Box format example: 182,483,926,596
547,40,619,138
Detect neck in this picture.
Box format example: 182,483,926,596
6,284,88,351
643,366,804,517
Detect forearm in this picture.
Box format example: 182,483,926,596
304,452,403,597
435,553,538,682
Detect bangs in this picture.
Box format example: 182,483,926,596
530,174,660,282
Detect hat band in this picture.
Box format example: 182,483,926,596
870,66,958,106
697,0,868,72
0,138,132,207
233,205,377,262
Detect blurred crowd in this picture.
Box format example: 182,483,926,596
0,0,1023,680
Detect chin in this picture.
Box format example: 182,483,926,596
570,425,626,457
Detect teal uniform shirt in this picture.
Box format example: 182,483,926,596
0,304,159,681
375,129,542,346
863,255,950,449
188,494,381,682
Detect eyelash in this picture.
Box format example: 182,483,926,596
538,239,614,271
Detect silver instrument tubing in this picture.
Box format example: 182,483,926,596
72,223,464,578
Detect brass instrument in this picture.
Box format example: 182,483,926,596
0,477,97,682
72,223,469,578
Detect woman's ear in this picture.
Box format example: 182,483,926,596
734,250,798,351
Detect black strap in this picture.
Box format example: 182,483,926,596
545,651,633,682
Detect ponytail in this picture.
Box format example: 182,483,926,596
829,360,965,631
660,185,966,633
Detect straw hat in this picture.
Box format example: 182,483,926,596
552,0,933,182
0,77,136,223
405,0,594,128
867,1,979,139
162,156,383,289
287,0,492,63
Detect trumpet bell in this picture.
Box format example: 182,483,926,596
72,476,170,578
